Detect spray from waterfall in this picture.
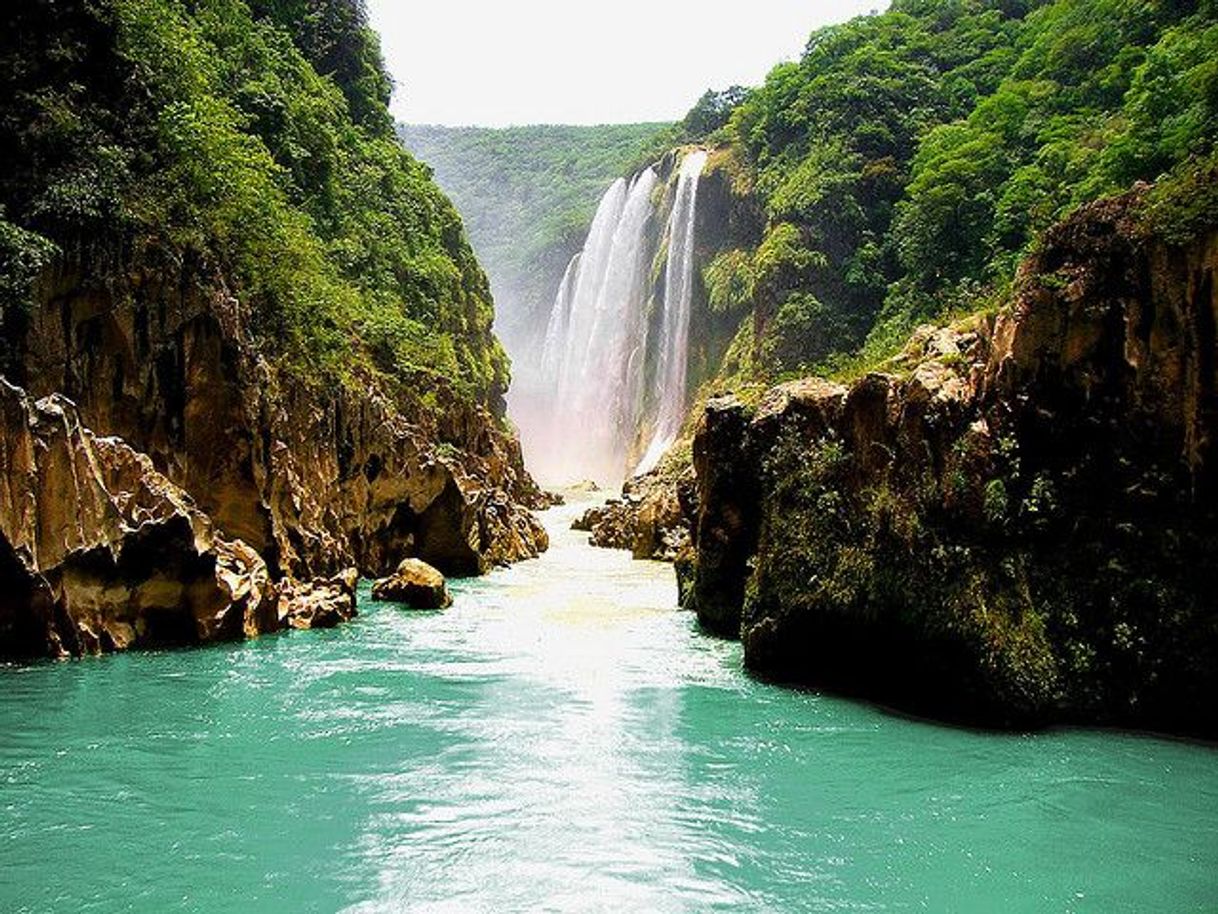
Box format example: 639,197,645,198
523,150,707,485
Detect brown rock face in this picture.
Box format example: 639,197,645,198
687,195,1218,735
0,380,278,657
278,570,359,630
10,255,547,583
573,471,694,562
371,558,452,609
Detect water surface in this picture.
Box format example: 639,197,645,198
2,498,1216,912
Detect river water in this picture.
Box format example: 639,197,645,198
2,496,1216,912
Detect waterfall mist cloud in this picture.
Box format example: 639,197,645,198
368,0,886,127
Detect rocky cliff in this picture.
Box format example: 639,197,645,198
0,379,372,657
0,0,549,658
12,254,546,582
0,250,548,658
684,192,1218,736
0,254,547,663
0,379,279,656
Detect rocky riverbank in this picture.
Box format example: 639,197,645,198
0,381,330,655
0,257,548,658
0,0,550,658
572,470,692,561
682,191,1218,736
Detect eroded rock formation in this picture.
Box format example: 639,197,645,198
0,380,278,657
371,558,452,609
572,470,693,562
685,193,1218,735
9,256,547,582
0,253,548,657
278,569,359,630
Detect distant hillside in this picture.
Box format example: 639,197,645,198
398,123,674,356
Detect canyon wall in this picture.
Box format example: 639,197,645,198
0,380,279,656
684,193,1218,736
0,255,547,658
0,0,548,658
14,254,546,582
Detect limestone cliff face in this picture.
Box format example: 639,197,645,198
0,380,279,657
686,194,1218,735
10,252,547,584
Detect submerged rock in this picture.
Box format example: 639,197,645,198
371,558,452,609
0,381,278,657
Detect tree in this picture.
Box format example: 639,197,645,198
682,86,749,140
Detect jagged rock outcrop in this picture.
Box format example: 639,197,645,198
0,380,279,657
8,254,546,582
278,569,359,630
371,558,452,609
685,194,1218,735
573,470,694,562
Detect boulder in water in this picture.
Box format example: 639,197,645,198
371,558,452,609
278,569,358,629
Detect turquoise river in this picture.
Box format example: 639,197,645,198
2,496,1217,912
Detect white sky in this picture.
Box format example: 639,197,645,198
367,1,886,127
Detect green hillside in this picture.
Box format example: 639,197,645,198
689,0,1217,383
1,0,506,403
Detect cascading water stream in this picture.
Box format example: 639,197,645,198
635,149,708,476
527,151,707,485
532,170,657,483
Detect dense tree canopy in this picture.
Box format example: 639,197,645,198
247,0,392,132
0,0,504,402
690,0,1218,379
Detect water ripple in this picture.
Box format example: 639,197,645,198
1,497,1216,912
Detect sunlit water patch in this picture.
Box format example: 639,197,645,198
2,496,1216,912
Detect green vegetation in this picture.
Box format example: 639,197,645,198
691,0,1218,382
397,123,672,347
0,0,505,403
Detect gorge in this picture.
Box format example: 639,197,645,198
0,0,547,658
3,495,1216,912
3,0,1218,909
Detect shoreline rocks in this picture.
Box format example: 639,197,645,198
0,247,551,658
572,471,694,563
0,381,279,657
278,570,359,630
371,558,452,609
684,193,1218,736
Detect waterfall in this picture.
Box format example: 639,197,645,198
635,149,708,476
526,150,707,485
